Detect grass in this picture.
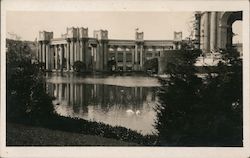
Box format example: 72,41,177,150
7,123,139,146
7,114,157,146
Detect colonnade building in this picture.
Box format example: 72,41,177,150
37,27,182,72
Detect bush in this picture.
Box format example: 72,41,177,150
73,61,86,72
6,39,55,122
155,48,242,146
144,58,158,74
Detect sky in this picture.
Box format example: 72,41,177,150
6,11,242,43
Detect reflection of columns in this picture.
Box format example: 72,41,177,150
210,12,217,51
204,12,210,53
56,84,59,98
74,84,77,105
67,84,71,105
70,83,74,105
59,84,62,101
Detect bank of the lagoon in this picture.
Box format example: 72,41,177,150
7,123,139,146
46,72,161,135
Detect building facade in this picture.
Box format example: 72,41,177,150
194,11,242,54
37,27,182,72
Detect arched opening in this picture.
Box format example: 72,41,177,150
220,11,242,49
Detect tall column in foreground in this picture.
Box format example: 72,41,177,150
210,12,217,51
203,12,210,54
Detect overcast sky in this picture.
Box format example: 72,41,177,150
6,11,242,43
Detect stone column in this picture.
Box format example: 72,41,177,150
114,46,118,70
55,45,58,70
131,47,135,70
42,42,46,63
123,50,126,71
64,44,67,69
210,12,217,51
140,45,143,70
67,39,70,70
76,40,81,61
70,40,74,69
45,43,50,70
50,46,54,70
74,40,77,62
103,41,108,71
135,44,138,71
79,40,83,62
84,40,89,68
204,12,210,54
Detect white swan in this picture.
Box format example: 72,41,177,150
135,110,141,115
126,109,134,114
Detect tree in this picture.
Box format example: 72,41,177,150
155,47,243,146
73,61,86,72
155,49,202,146
6,39,55,123
143,58,158,74
107,59,116,71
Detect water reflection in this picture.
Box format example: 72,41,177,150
46,75,159,135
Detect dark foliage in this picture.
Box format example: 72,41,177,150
155,48,242,146
11,114,157,146
107,60,117,71
6,39,55,122
73,61,86,72
144,58,158,74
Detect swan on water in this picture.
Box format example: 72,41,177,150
126,109,141,115
126,109,134,114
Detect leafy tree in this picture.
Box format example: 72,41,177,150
155,49,202,146
107,59,116,71
155,47,243,146
73,61,86,72
6,39,54,123
144,58,158,74
199,48,243,145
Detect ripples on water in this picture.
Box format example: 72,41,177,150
46,74,160,135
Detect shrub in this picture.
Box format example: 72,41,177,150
73,61,86,72
6,39,55,123
155,48,242,146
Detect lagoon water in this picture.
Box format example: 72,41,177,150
46,73,161,135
